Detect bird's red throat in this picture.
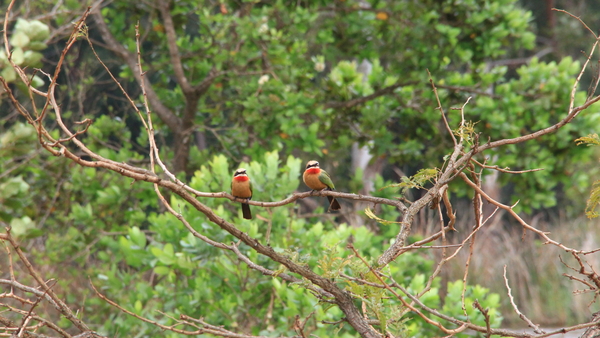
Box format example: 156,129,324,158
234,176,249,182
305,168,320,175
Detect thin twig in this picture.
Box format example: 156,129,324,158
2,228,91,332
473,300,491,338
552,9,597,38
503,265,544,334
348,244,468,335
428,70,457,146
471,158,544,174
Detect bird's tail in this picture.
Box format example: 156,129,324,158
241,203,252,220
327,196,341,211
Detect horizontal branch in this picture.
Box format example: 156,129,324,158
191,189,408,213
0,279,60,309
34,144,380,336
471,158,544,174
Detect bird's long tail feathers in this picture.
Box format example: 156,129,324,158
327,196,341,211
241,203,252,219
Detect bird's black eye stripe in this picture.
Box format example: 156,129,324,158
306,162,319,169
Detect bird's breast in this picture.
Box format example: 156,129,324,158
232,180,252,198
303,171,327,190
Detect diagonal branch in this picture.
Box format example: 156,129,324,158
1,230,93,334
458,172,594,254
428,69,457,146
90,281,290,338
90,8,181,132
377,34,600,267
348,244,468,335
503,265,544,334
480,36,600,152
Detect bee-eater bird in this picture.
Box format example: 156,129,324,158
231,168,253,219
303,160,341,211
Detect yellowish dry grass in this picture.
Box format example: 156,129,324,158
415,205,600,326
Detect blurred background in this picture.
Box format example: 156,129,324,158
1,0,600,336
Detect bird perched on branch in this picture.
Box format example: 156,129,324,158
231,168,253,219
303,160,341,211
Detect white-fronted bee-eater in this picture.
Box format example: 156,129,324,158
231,168,253,219
302,160,341,211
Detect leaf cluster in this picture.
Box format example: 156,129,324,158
575,134,600,218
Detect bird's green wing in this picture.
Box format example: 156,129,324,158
318,170,335,190
249,180,253,198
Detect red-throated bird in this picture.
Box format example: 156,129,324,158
303,160,341,211
231,168,253,219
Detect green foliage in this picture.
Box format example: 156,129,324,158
364,206,404,226
6,0,585,214
84,151,367,336
0,122,36,157
0,120,503,336
576,134,600,147
456,57,597,212
575,134,600,218
382,168,439,195
441,281,502,337
454,120,478,146
0,123,45,233
1,0,597,335
0,18,48,88
402,279,502,338
3,0,594,212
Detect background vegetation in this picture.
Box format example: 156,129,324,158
2,0,600,337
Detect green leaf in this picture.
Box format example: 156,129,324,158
0,176,29,199
129,226,146,248
23,51,44,67
10,216,35,238
364,207,403,226
26,20,50,41
585,180,600,219
381,168,438,194
575,134,600,146
10,31,30,48
31,75,44,88
27,41,48,51
11,47,25,66
152,243,176,265
154,266,171,276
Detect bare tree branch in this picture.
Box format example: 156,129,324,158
503,265,545,334
90,280,294,338
4,3,600,338
90,8,180,133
